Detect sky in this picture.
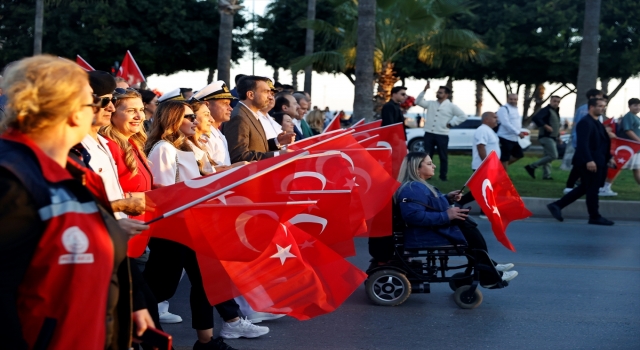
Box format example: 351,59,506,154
146,0,640,119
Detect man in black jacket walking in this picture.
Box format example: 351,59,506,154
525,95,561,179
547,98,615,225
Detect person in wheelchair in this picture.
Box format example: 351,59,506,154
395,152,518,285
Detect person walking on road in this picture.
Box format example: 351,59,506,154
525,95,562,180
497,93,526,170
415,81,467,181
547,98,615,226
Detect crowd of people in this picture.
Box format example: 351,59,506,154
0,55,355,350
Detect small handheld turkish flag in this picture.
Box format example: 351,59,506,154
354,123,408,178
466,151,531,251
323,114,342,133
117,50,145,86
350,120,382,133
607,138,640,180
349,119,365,128
76,55,95,71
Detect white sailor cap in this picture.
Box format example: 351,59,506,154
157,88,186,103
190,81,236,101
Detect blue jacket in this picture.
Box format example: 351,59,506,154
396,181,466,248
572,114,611,167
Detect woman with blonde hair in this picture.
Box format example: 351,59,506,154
0,55,129,349
187,100,231,173
143,100,268,349
101,88,152,202
305,109,325,135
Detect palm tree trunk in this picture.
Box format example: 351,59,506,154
291,69,298,90
303,0,316,94
575,0,602,109
207,67,215,84
217,1,240,86
533,84,545,113
352,0,376,122
33,0,44,55
600,77,609,96
274,67,279,83
446,77,454,102
475,79,483,116
374,61,399,117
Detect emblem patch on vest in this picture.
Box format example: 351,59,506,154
59,226,94,264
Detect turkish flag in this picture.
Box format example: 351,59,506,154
117,50,145,86
607,138,640,179
127,150,309,257
323,114,342,133
185,202,313,306
361,148,394,238
466,151,531,251
350,120,382,133
76,55,95,71
354,123,408,178
288,129,348,151
349,119,365,128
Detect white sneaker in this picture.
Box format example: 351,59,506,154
598,188,618,197
495,263,514,272
563,187,574,194
159,311,182,324
220,317,269,339
246,311,286,324
478,214,488,220
501,270,518,282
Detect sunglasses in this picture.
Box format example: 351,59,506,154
99,96,117,108
183,114,196,122
83,95,102,113
113,87,138,95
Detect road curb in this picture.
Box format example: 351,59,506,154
465,197,640,221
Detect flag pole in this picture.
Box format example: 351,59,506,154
144,151,310,225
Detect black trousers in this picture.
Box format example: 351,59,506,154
423,132,449,179
566,166,581,188
143,238,239,330
555,164,605,219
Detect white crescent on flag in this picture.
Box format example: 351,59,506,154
235,210,279,252
289,214,328,234
614,145,635,164
376,141,392,149
280,171,327,191
482,179,501,217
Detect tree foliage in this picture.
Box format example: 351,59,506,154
0,0,249,75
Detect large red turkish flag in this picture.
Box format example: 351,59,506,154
360,148,394,238
288,129,348,151
349,119,365,128
354,123,408,178
466,151,531,251
607,138,640,179
117,50,145,86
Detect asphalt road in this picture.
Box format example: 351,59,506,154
158,217,640,350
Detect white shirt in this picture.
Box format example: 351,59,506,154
205,128,231,166
148,141,201,185
81,135,127,219
472,124,501,170
496,104,522,141
188,140,214,174
415,91,467,135
291,118,302,130
258,111,282,140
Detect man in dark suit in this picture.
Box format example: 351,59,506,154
381,86,408,139
272,94,303,140
547,98,615,225
223,76,295,162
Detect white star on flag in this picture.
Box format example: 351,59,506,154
618,157,627,164
306,198,320,212
298,240,316,249
345,177,358,190
270,244,296,265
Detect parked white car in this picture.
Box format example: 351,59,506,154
406,116,531,152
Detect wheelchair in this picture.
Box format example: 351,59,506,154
365,199,509,309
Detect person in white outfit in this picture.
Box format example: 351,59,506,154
415,81,467,181
144,100,269,348
496,94,527,169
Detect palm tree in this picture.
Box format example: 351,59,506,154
292,0,485,115
352,0,376,121
575,0,602,109
33,0,44,54
217,0,243,86
303,0,316,94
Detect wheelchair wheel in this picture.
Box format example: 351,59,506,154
448,272,472,292
366,269,411,306
453,285,483,309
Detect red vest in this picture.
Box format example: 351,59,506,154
2,131,114,349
